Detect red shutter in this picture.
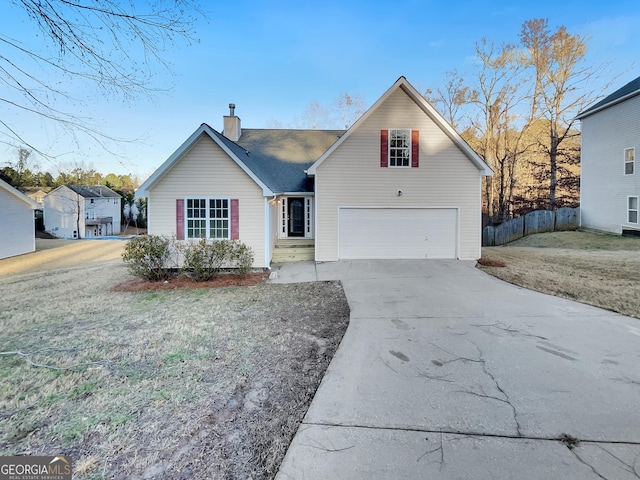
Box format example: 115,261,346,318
230,199,239,239
380,130,388,167
176,199,185,240
411,130,419,168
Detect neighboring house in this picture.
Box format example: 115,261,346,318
21,187,51,207
44,185,122,239
577,75,640,235
137,77,492,267
0,178,39,259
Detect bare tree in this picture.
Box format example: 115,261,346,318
520,18,603,210
425,70,477,131
334,92,366,129
467,39,531,223
0,0,204,158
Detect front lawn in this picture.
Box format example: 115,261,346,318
0,260,349,479
478,231,640,318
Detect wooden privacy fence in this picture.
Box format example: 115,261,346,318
483,207,579,246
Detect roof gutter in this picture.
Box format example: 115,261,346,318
576,90,640,120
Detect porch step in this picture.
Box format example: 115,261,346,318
272,241,315,263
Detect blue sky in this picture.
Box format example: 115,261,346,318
1,0,638,180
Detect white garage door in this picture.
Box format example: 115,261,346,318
338,207,457,259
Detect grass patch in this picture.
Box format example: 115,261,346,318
0,260,350,479
479,230,640,318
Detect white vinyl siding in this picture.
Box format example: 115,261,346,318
43,186,121,239
0,187,36,259
315,87,482,261
580,94,640,234
148,135,267,267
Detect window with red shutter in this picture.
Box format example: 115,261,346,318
381,129,419,168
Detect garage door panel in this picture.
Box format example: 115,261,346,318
339,208,457,259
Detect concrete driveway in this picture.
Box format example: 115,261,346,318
273,260,640,479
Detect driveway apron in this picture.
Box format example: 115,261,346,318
275,260,640,480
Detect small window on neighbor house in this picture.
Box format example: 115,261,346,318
628,196,638,224
389,129,411,167
625,148,635,175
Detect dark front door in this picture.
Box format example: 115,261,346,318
288,197,305,237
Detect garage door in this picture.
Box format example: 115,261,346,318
338,207,457,259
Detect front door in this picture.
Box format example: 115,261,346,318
288,197,305,237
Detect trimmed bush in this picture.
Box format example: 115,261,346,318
179,238,228,281
122,235,173,281
124,236,255,282
228,240,254,276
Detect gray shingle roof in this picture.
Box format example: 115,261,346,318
211,127,345,193
577,75,640,119
66,185,121,198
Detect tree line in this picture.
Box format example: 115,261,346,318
426,18,606,225
0,149,139,192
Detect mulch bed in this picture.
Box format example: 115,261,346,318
477,258,506,268
110,271,270,292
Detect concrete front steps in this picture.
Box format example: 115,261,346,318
272,238,315,263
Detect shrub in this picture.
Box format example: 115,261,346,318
180,239,254,280
228,240,254,276
123,236,255,282
122,235,173,281
179,238,228,281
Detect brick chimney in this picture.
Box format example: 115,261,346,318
223,103,241,141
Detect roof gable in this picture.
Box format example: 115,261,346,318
307,77,492,176
136,124,275,198
0,178,39,209
577,75,640,119
137,124,344,197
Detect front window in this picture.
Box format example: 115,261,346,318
186,198,229,239
625,148,635,175
389,129,411,167
628,196,638,224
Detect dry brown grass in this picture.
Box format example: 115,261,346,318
478,231,640,318
0,244,349,479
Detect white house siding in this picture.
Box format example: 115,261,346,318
44,187,121,239
0,188,35,259
580,94,640,234
44,187,86,239
315,87,483,261
84,197,122,237
148,135,268,267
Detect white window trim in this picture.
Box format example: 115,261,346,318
185,196,231,240
624,147,635,176
627,196,639,224
388,128,412,168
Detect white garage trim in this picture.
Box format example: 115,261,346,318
338,206,459,260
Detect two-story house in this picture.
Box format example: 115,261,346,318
577,76,640,234
44,185,122,239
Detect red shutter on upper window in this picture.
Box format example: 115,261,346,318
380,130,388,167
411,130,419,168
176,199,185,240
230,199,239,239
